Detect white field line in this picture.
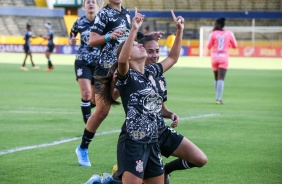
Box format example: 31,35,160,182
0,113,220,156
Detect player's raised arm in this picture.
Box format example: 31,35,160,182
160,10,184,72
117,7,144,76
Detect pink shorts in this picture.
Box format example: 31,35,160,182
211,57,229,71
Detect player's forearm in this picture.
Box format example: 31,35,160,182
161,103,173,118
89,32,106,47
168,29,183,61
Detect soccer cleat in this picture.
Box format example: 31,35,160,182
84,174,101,184
111,164,118,176
32,66,40,70
44,66,54,72
164,173,170,184
216,100,224,105
100,173,113,184
75,145,91,166
20,66,28,71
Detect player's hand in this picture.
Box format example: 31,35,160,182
171,10,184,30
69,33,78,45
110,29,125,40
131,7,145,31
148,31,165,40
170,113,180,128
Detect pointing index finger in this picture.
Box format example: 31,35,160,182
171,10,176,21
135,7,138,16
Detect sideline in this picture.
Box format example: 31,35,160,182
0,113,220,156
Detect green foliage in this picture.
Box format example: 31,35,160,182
0,54,281,183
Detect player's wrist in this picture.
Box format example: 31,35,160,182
105,33,111,41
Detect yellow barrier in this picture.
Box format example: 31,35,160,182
33,0,47,7
0,36,69,45
64,15,79,38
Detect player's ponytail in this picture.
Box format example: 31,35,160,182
95,62,120,106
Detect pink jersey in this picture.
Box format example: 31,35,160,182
207,30,237,58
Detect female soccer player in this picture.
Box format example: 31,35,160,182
97,8,184,184
207,17,237,104
138,36,208,183
20,23,40,71
75,0,164,167
41,22,55,72
69,0,104,125
75,0,131,167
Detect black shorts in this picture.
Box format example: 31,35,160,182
116,139,164,179
47,44,54,52
159,126,184,158
93,64,109,91
74,59,96,85
24,45,31,54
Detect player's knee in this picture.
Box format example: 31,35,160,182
196,155,208,167
95,108,110,120
82,91,91,100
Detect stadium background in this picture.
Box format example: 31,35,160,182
0,0,281,57
0,1,281,183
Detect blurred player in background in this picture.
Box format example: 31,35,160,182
41,22,55,72
207,17,237,104
165,32,176,51
69,0,104,125
142,25,150,35
75,0,131,167
20,23,40,71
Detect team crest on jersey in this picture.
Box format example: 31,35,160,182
159,80,166,92
135,160,144,173
143,90,162,112
77,68,83,76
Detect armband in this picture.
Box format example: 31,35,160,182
105,33,111,41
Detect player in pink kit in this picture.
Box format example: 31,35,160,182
207,17,237,104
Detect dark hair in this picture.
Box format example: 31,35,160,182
145,26,149,31
95,62,120,106
26,23,31,29
95,41,129,106
137,31,145,41
215,17,226,29
138,36,158,45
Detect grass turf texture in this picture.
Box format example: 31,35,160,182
0,53,281,183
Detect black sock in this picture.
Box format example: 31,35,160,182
48,58,53,68
80,128,95,149
164,159,196,174
81,99,91,124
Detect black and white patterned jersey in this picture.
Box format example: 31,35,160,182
150,73,168,136
24,30,32,46
155,75,167,102
117,63,165,144
91,5,131,71
70,16,100,65
47,29,54,46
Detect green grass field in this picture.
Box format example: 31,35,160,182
0,53,281,184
